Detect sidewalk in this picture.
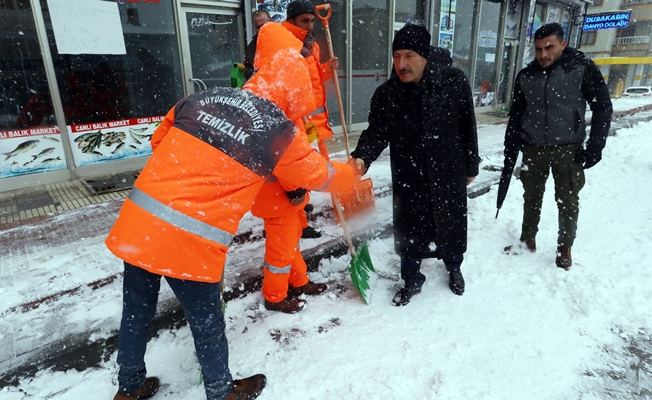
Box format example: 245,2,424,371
3,104,652,389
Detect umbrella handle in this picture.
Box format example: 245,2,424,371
316,4,350,159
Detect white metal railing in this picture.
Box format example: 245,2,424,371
614,36,651,46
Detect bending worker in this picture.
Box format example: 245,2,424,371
106,22,356,400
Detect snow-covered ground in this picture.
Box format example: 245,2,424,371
2,100,652,399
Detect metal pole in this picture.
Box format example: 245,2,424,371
346,0,353,133
30,0,77,179
493,0,508,111
388,0,396,79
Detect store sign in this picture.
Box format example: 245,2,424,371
66,116,163,167
0,126,66,178
583,11,631,31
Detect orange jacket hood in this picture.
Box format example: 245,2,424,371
243,22,315,121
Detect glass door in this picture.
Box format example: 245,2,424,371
497,40,518,106
178,7,244,94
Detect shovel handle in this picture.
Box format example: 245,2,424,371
316,5,350,159
333,194,355,255
315,4,331,29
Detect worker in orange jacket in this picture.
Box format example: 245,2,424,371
282,0,339,239
249,1,341,314
105,22,356,400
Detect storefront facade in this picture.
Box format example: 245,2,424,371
0,0,588,192
1,0,245,191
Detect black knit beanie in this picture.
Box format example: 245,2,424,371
287,0,315,20
392,23,431,59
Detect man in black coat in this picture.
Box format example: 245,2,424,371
500,23,612,270
350,22,480,306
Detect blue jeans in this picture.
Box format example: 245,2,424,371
401,254,464,289
117,262,233,400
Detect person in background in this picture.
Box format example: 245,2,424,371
349,22,480,306
106,22,357,400
243,10,271,80
501,23,612,270
15,85,53,128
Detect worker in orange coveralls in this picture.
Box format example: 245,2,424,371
250,0,343,314
282,0,340,239
105,22,356,400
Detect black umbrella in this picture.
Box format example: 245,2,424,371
495,154,517,218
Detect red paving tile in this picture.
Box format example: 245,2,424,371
1,200,124,255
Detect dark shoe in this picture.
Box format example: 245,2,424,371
113,377,160,400
301,226,322,239
556,246,572,270
288,281,327,297
226,374,267,400
391,286,421,306
264,297,307,314
503,239,536,254
448,271,465,295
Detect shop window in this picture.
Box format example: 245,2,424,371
0,2,66,178
351,0,391,125
448,0,473,78
581,31,597,46
473,1,501,108
39,0,184,168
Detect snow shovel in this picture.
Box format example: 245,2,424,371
332,193,377,304
315,3,375,222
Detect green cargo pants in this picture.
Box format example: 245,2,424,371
520,143,586,247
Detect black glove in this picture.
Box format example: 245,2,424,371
575,145,602,169
285,188,307,200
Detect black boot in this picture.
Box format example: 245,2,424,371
391,286,421,306
301,226,322,239
448,271,465,295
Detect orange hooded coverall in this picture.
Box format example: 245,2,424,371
250,20,341,304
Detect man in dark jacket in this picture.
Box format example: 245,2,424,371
501,23,612,270
243,10,271,80
350,22,480,306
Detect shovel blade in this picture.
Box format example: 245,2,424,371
333,178,375,223
349,239,377,304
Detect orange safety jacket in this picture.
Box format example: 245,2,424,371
282,21,334,141
105,23,354,283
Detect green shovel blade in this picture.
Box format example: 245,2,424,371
348,239,377,304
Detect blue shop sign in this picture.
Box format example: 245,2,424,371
583,11,631,31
